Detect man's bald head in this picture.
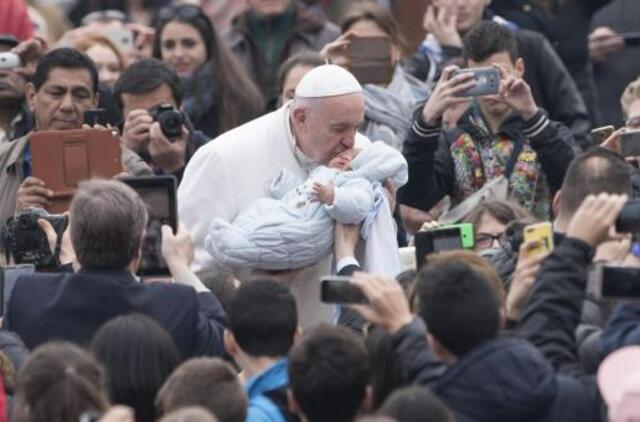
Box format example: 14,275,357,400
558,148,631,220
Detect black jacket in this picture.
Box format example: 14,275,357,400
3,269,227,359
516,236,602,411
398,106,575,216
405,24,592,150
391,319,599,422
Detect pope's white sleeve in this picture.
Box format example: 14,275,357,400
178,145,237,272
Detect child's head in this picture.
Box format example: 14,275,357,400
328,148,361,171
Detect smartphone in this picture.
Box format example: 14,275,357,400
320,276,368,304
414,223,475,269
591,125,615,145
615,199,640,233
120,176,178,276
620,130,640,157
347,36,393,85
83,109,108,127
105,28,134,53
0,264,35,316
594,264,640,301
0,52,22,70
452,67,500,97
619,32,640,47
523,222,554,257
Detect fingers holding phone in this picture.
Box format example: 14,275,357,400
421,65,475,124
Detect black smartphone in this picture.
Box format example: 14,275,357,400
595,265,640,301
620,32,640,47
452,67,500,97
120,176,178,276
83,108,108,127
620,130,640,157
0,264,35,316
320,276,368,304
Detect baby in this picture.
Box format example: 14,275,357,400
311,148,361,206
205,141,408,271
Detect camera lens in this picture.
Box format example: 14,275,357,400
18,214,36,230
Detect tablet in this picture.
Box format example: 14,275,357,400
30,128,122,213
120,176,178,276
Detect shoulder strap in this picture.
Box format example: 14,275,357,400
504,134,526,180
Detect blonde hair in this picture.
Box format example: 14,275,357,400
73,33,126,72
621,76,640,118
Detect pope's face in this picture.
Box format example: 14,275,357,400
293,93,365,165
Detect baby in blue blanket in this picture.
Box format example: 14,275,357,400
205,141,408,270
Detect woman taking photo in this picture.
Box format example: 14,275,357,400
153,4,264,138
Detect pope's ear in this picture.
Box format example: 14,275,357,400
292,106,308,127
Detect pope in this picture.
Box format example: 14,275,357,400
178,64,388,327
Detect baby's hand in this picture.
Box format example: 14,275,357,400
312,182,335,205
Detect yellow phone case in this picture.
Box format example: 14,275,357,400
523,222,554,257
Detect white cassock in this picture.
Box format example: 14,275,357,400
178,102,372,327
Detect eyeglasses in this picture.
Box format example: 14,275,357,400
475,232,506,249
625,115,640,129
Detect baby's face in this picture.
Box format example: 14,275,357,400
328,148,360,171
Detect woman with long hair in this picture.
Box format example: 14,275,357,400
153,4,265,138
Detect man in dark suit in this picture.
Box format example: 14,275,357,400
3,179,226,359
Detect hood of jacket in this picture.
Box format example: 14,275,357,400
435,337,557,422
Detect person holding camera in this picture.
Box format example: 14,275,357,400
398,21,576,221
0,47,151,260
114,58,209,182
3,178,227,359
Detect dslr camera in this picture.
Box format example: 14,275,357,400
149,104,185,141
3,208,68,267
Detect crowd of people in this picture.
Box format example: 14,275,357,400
1,0,640,421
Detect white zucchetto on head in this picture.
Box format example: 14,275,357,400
294,64,363,98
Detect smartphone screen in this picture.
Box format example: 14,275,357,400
121,176,178,276
0,265,35,316
320,277,368,304
621,130,640,157
415,227,463,269
83,109,108,127
600,266,640,300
